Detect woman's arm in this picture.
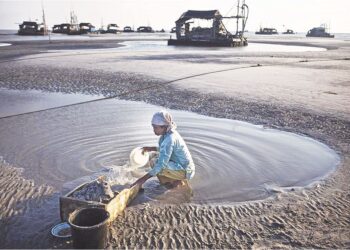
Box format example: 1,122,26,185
130,173,152,187
148,137,174,177
142,146,157,154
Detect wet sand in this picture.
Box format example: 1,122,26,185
0,35,349,248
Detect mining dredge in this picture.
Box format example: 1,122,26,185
168,0,249,47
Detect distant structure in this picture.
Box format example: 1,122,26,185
98,24,120,34
123,26,134,32
136,26,154,33
51,11,96,35
52,23,71,34
168,0,249,47
282,29,295,34
18,21,46,35
306,24,334,38
52,24,62,33
255,27,278,35
105,24,119,33
18,6,48,36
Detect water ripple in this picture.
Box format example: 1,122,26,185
0,98,339,204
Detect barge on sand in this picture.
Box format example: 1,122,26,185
306,25,334,38
18,7,48,35
18,21,47,35
168,0,249,47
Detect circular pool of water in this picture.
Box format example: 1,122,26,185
0,92,339,204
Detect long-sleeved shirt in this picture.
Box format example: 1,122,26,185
148,130,195,179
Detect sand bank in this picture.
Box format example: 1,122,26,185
0,36,349,248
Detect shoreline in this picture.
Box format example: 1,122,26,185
0,36,346,61
0,36,349,248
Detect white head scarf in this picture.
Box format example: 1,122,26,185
151,110,177,132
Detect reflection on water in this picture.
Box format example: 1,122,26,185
0,90,339,204
0,88,103,117
47,40,325,54
119,40,326,52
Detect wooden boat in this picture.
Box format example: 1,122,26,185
59,178,141,222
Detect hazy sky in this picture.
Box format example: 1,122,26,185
0,0,349,33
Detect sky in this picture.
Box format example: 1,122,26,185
0,0,349,33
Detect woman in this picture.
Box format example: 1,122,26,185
131,110,195,188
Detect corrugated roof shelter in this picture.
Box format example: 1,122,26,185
176,10,222,24
168,3,249,47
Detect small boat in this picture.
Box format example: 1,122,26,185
51,23,71,34
17,8,48,36
67,22,95,35
18,7,48,36
79,22,96,34
282,29,295,34
136,26,154,33
60,23,72,34
105,24,119,34
66,24,80,35
306,25,334,38
168,1,249,47
60,11,96,35
52,24,62,33
18,21,46,35
255,27,278,35
123,26,134,32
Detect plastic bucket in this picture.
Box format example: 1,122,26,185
68,207,110,249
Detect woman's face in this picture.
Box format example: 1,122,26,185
152,124,167,136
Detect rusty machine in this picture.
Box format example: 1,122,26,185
168,0,249,47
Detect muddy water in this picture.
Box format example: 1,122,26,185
0,90,339,205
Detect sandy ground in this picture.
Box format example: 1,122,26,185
0,36,349,248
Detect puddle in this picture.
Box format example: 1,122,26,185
118,40,325,52
46,40,325,54
0,88,103,117
0,43,11,47
0,90,339,204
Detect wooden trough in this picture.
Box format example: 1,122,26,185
59,179,141,223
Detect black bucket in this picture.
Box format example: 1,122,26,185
68,207,110,249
